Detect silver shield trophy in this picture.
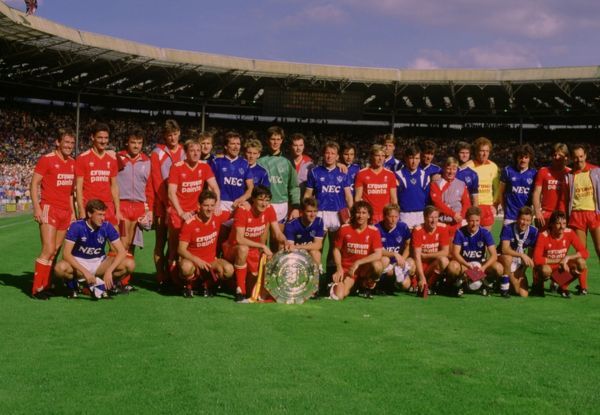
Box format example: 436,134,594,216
264,250,319,304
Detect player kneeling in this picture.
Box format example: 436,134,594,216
178,190,234,298
498,206,538,297
532,211,588,298
223,185,286,303
331,201,383,300
411,206,450,295
54,200,135,300
375,203,415,293
446,206,503,296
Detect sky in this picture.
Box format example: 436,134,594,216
5,0,600,69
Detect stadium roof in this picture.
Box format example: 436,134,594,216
1,1,600,125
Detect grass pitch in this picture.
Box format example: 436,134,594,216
1,214,599,414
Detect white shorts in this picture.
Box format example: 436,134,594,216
383,262,412,283
318,211,341,232
219,200,234,213
400,211,424,229
503,218,516,226
510,256,524,273
74,256,106,276
272,202,289,223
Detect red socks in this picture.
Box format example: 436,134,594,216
33,259,52,295
235,265,247,295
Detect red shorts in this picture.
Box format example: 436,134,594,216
167,206,193,230
120,200,146,222
342,263,374,281
479,205,495,227
84,200,117,225
422,259,435,276
223,243,261,275
41,203,72,231
569,210,600,232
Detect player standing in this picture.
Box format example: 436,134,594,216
150,120,186,285
396,145,429,229
532,211,588,298
467,137,499,231
178,190,234,298
420,140,442,177
381,134,402,172
498,207,538,297
54,200,135,299
331,201,383,300
75,123,120,225
455,141,479,206
289,133,314,194
355,144,398,223
447,206,503,296
411,206,450,295
498,144,537,225
531,143,570,230
430,157,471,239
258,126,301,226
244,138,270,187
341,142,361,196
30,128,76,299
167,137,220,285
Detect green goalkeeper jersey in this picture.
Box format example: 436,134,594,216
258,151,300,205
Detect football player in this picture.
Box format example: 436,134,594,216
532,210,588,298
30,128,76,299
331,201,383,300
532,143,570,230
289,133,314,195
396,145,430,229
54,199,134,299
178,190,234,298
420,140,442,178
341,142,361,196
283,196,325,267
381,133,402,172
498,144,537,226
455,141,479,206
447,206,503,296
467,137,500,231
244,138,270,187
498,206,538,297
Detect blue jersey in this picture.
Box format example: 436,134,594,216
396,167,430,212
453,226,495,264
422,163,442,177
457,166,479,196
249,163,270,188
500,166,537,220
306,166,351,212
284,217,325,245
499,224,538,253
384,157,402,172
210,156,252,203
375,221,411,263
346,163,361,196
65,219,120,260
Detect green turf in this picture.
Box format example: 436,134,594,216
1,214,599,414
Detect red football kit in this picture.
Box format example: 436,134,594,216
411,224,450,276
179,212,230,263
34,151,75,230
75,149,118,203
355,167,397,222
534,166,570,220
335,223,383,277
224,205,277,295
167,161,215,228
151,144,185,217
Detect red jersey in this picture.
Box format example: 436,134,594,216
355,168,397,218
34,151,75,210
534,166,570,212
533,228,589,266
179,212,230,262
168,161,215,212
75,149,118,203
411,224,450,254
227,205,277,246
335,223,383,269
151,144,185,206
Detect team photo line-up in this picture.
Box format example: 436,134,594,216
29,119,599,301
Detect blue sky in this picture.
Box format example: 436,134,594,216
6,0,600,69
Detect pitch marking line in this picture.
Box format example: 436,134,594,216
0,218,33,229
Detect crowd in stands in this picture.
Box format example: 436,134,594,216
1,104,598,208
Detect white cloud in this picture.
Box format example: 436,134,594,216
280,4,348,27
410,41,541,69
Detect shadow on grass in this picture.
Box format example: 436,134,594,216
0,272,33,297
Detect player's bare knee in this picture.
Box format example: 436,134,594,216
446,261,460,277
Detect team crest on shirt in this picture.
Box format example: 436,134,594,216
222,167,227,172
410,178,417,185
396,236,403,243
106,161,111,168
477,241,484,248
435,234,439,241
381,237,386,243
366,235,370,242
54,164,59,169
181,173,186,178
97,236,105,244
337,176,344,183
345,234,352,239
527,178,533,184
239,168,245,175
310,231,316,237
320,177,325,182
562,240,566,247
463,241,468,246
383,176,388,182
